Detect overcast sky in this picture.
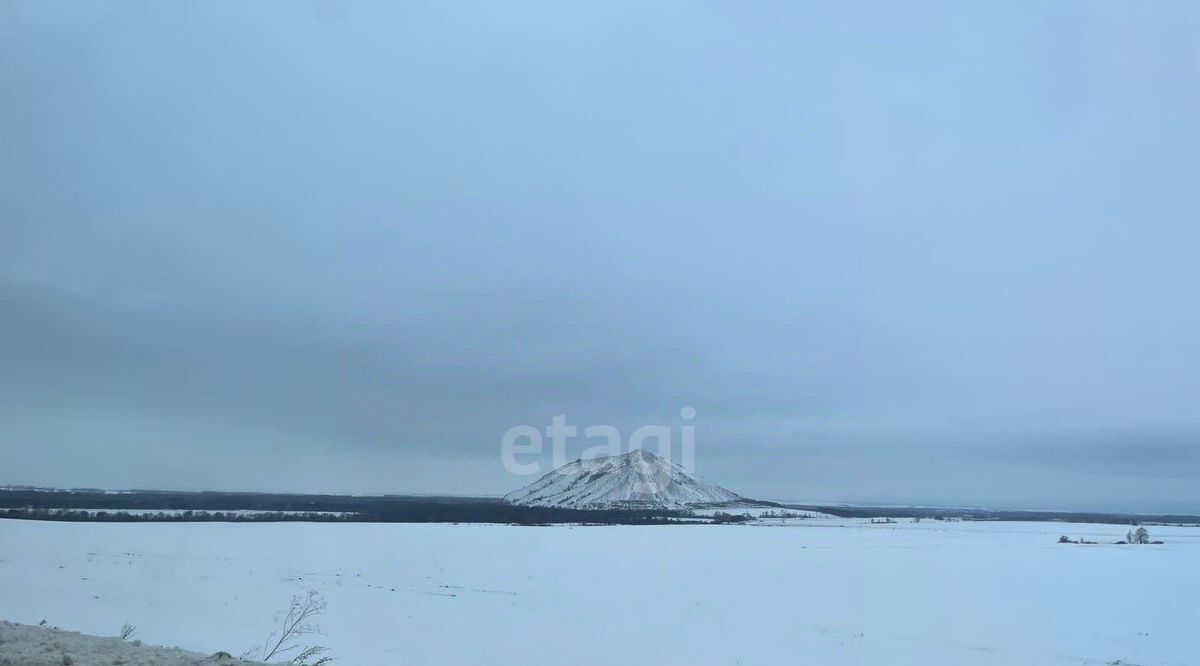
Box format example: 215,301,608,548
2,1,1198,512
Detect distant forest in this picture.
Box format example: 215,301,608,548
0,488,692,525
2,488,1196,526
781,503,1200,526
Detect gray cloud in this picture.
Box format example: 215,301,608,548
2,1,1198,511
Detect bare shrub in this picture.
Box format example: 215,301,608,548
242,590,333,665
119,623,136,641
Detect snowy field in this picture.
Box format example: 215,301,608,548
0,518,1195,666
16,509,355,518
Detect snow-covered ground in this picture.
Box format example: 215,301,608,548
0,620,269,666
15,509,354,518
689,506,835,518
0,517,1194,665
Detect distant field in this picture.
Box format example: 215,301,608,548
1,518,1195,665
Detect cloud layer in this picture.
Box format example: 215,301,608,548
2,1,1199,511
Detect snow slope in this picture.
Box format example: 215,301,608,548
502,449,744,509
1,518,1196,665
0,620,270,666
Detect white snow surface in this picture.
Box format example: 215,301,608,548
502,449,744,509
27,509,353,518
1,517,1196,665
0,620,270,666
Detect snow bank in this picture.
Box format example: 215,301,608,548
0,621,268,666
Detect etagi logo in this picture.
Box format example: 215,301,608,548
500,407,698,477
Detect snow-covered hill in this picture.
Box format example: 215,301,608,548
502,449,747,509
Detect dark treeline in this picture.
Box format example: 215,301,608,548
357,501,689,525
0,490,694,525
0,509,352,523
0,507,688,526
786,504,1200,526
6,488,1193,526
0,488,494,513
